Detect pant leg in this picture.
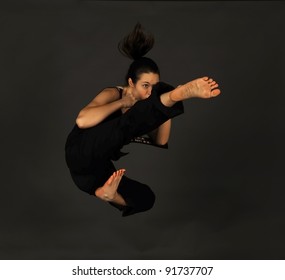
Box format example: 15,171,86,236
118,82,184,141
69,160,155,217
65,117,125,173
110,175,156,217
70,170,155,217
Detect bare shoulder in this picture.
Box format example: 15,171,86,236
86,87,121,107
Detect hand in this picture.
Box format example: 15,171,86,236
121,88,137,108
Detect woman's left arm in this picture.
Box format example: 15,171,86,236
148,119,171,146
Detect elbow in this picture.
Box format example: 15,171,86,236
156,140,168,146
155,139,168,149
155,137,169,146
155,134,170,146
76,114,99,129
76,116,86,129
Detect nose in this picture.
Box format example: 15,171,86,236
147,87,152,96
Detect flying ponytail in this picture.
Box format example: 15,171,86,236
118,23,160,85
118,23,155,60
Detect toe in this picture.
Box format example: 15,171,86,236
211,89,221,97
211,83,219,89
107,175,114,185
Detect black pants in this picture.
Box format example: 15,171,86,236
65,82,184,216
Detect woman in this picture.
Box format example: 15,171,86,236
65,23,221,216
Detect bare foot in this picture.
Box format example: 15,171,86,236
95,169,125,201
170,77,221,101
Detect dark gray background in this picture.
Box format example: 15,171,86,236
1,1,285,259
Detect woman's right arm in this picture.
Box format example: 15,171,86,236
76,88,124,129
76,87,136,129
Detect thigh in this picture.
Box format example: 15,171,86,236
66,122,125,172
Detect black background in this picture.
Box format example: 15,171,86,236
1,1,285,259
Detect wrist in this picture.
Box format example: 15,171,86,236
117,98,126,109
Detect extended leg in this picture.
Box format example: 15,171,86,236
118,77,220,142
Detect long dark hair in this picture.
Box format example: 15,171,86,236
118,23,160,84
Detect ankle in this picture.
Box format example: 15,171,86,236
95,188,110,200
168,86,184,102
169,87,183,102
169,92,175,102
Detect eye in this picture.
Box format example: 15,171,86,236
142,84,149,88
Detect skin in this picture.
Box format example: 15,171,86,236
77,74,221,206
76,72,171,145
95,169,127,206
127,73,159,101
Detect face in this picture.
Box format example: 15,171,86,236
128,72,160,100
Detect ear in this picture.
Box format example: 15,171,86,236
128,78,134,87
